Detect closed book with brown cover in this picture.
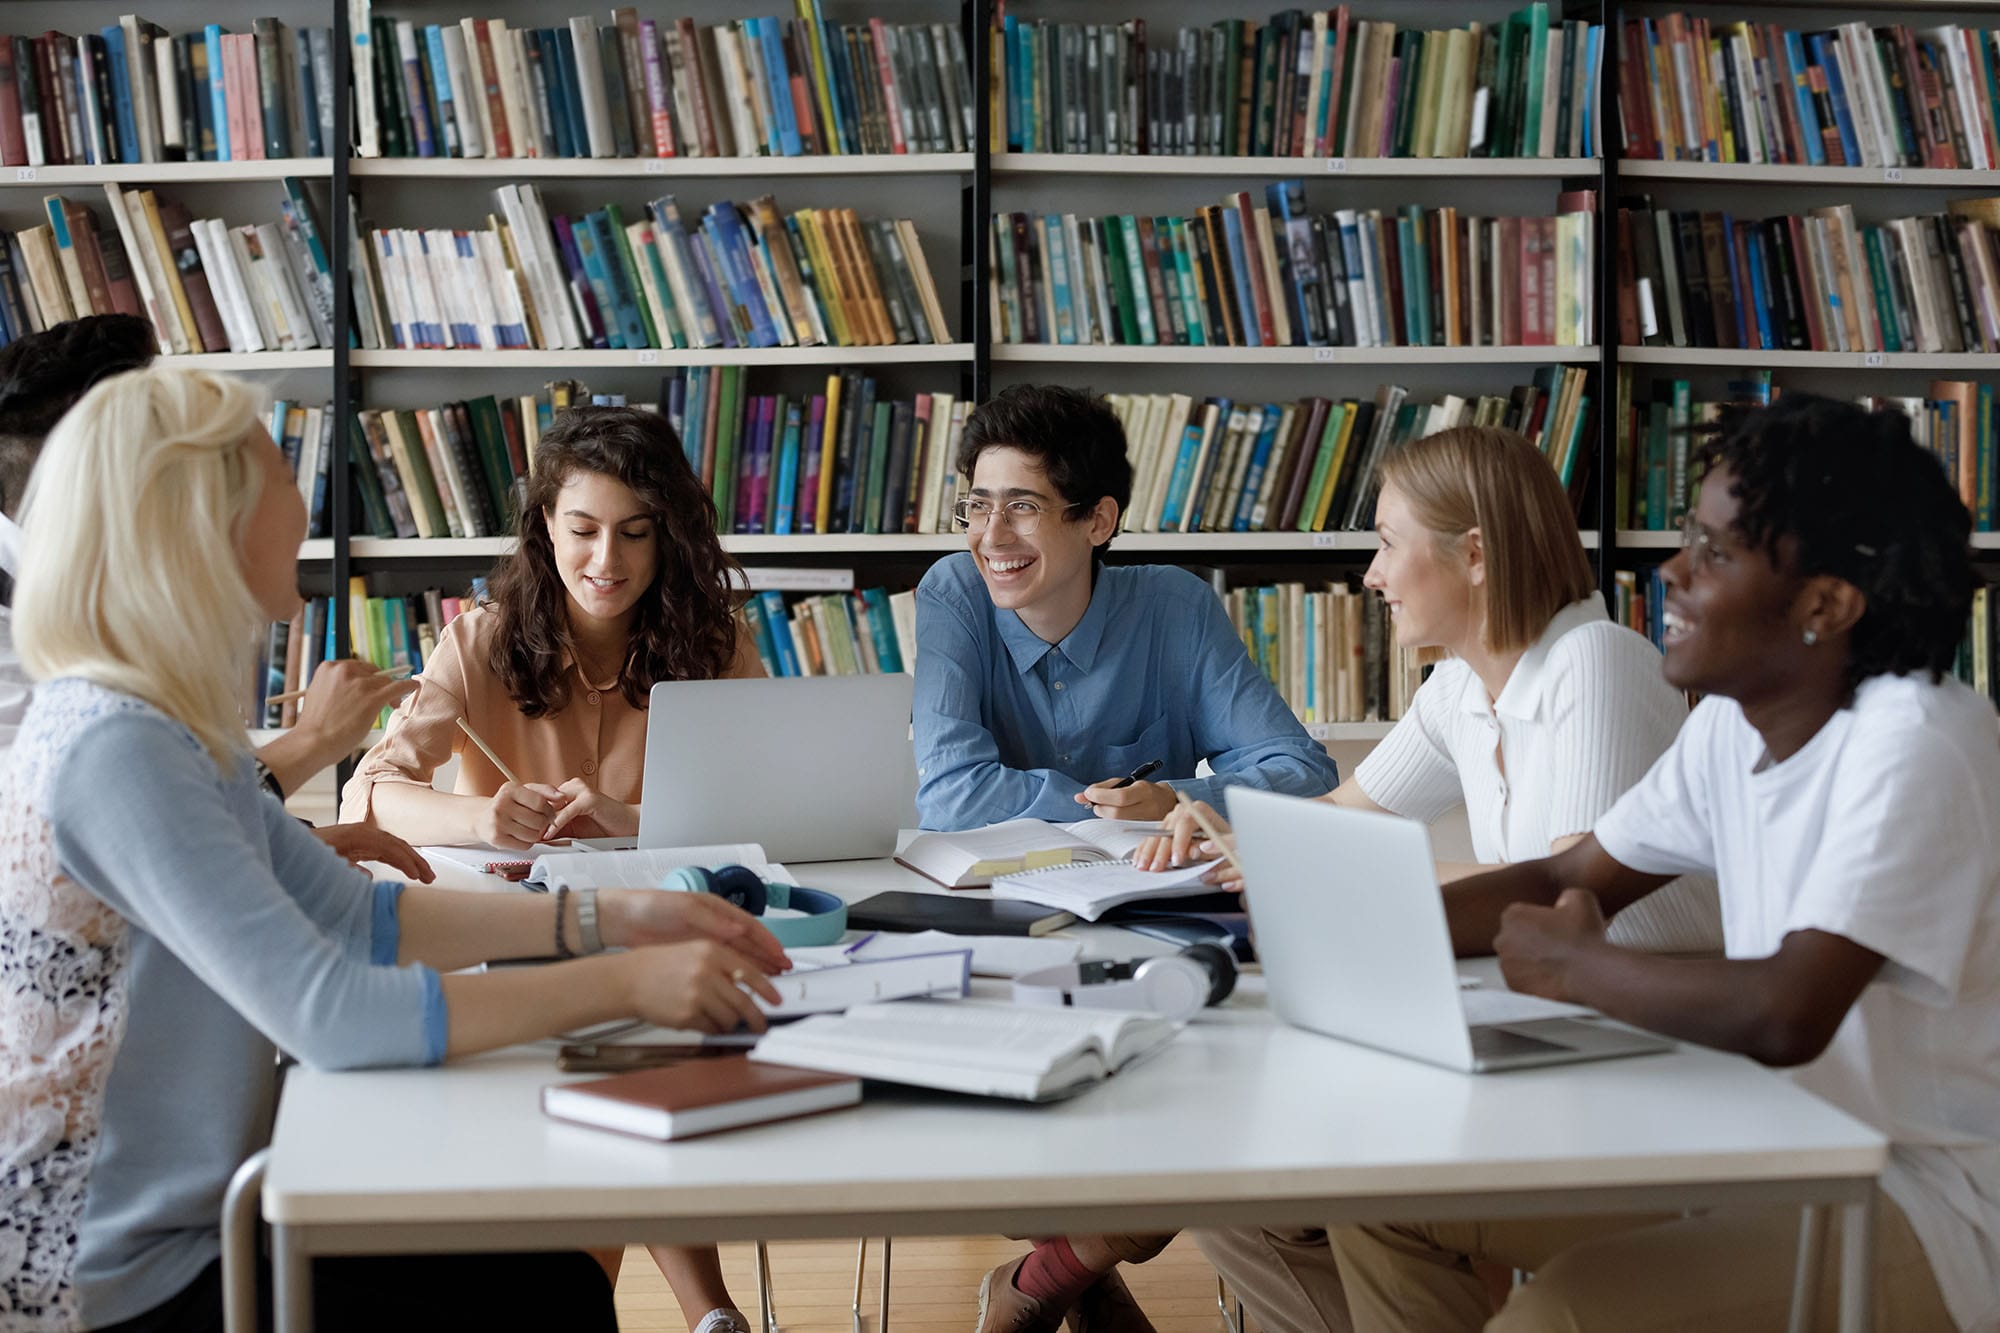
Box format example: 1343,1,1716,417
156,194,228,354
541,1055,859,1141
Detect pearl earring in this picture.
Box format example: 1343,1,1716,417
1803,629,1819,646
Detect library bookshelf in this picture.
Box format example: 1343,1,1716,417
13,0,2000,746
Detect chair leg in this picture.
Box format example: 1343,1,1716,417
757,1241,779,1333
1215,1274,1246,1333
851,1239,868,1333
878,1238,892,1333
222,1149,270,1333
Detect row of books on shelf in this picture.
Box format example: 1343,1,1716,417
254,580,484,729
737,587,914,681
354,7,973,161
1615,372,1994,534
351,187,948,353
999,4,1600,160
992,185,1597,349
1109,369,1593,536
0,181,332,355
1226,579,1422,725
1618,14,2000,169
1618,197,2000,356
0,18,332,168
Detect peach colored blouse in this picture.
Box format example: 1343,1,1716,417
339,604,762,824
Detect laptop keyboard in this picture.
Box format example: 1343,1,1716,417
1469,1026,1573,1060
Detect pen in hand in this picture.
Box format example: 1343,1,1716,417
1106,759,1163,789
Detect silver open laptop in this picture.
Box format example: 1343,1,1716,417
1230,789,1673,1072
639,675,917,862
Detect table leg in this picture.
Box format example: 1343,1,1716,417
1838,1194,1875,1333
272,1226,313,1333
1788,1204,1827,1333
878,1237,891,1333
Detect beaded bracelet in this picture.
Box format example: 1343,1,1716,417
553,884,574,959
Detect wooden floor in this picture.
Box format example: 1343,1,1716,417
612,1236,1236,1333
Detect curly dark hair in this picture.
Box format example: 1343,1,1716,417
1696,393,1974,696
0,314,156,517
957,383,1132,565
486,407,743,718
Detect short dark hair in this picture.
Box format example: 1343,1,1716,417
957,384,1132,563
0,315,157,518
1696,393,1975,696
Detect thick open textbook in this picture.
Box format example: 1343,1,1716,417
750,999,1177,1101
896,819,1164,888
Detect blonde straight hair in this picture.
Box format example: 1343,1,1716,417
14,365,268,767
1377,425,1596,655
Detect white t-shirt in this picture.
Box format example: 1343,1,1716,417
1596,674,2000,1333
1354,594,1721,952
0,513,29,756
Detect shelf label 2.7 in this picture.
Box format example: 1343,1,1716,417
636,349,659,364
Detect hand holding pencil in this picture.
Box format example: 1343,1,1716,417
1131,793,1246,892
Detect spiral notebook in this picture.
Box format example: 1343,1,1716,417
987,856,1221,921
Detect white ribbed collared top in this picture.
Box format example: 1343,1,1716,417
1352,594,1721,952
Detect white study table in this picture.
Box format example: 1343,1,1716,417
263,849,1887,1332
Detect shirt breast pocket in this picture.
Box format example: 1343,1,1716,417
1097,712,1173,780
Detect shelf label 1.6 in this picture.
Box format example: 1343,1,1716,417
14,168,32,182
1311,532,1343,548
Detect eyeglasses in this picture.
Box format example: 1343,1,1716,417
952,497,1087,536
1678,511,1731,573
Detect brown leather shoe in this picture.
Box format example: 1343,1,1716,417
976,1256,1066,1333
1065,1268,1157,1333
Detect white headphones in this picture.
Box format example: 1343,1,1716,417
1011,944,1237,1022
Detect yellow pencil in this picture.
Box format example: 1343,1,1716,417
456,717,522,787
1175,789,1244,876
264,662,414,708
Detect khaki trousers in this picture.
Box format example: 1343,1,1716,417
1200,1191,1953,1333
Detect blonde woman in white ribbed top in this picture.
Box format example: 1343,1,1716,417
1127,426,1723,1333
1141,422,1720,954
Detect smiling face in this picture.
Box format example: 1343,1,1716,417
965,445,1113,639
1362,481,1481,652
1658,463,1806,699
544,468,659,636
238,423,306,623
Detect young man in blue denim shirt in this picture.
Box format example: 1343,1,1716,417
913,384,1338,831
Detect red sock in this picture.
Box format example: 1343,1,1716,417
1013,1237,1101,1308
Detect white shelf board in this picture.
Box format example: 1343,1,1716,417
0,158,332,186
1616,531,1682,550
995,344,1601,366
298,539,334,560
351,153,971,179
166,350,332,370
1975,534,2000,550
341,530,1599,558
1621,160,2000,188
1621,346,2000,370
996,153,1599,178
351,345,973,369
1305,721,1395,742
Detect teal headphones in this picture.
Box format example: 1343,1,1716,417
659,865,849,947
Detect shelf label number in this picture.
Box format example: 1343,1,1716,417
1311,532,1342,548
645,158,667,174
1325,157,1348,173
1312,346,1336,362
14,168,33,182
1862,351,1887,367
1882,167,1903,183
636,349,660,364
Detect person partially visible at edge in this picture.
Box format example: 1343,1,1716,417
912,382,1339,836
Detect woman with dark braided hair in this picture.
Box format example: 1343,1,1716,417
1312,394,1999,1332
342,406,763,1333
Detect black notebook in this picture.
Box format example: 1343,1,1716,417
846,891,1075,937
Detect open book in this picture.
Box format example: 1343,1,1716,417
989,856,1220,921
525,845,794,893
896,819,1164,888
750,998,1177,1101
